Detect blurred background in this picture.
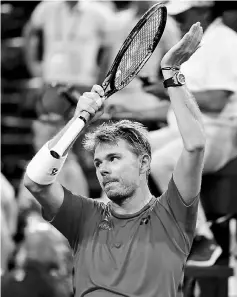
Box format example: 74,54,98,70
1,1,237,296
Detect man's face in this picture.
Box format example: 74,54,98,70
94,139,142,204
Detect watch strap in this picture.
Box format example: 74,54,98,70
161,66,180,71
163,72,185,88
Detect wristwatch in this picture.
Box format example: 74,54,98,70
163,71,186,88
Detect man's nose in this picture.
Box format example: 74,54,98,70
99,162,111,176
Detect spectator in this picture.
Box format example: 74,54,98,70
23,0,113,116
2,213,72,297
1,208,15,276
1,173,18,236
149,0,237,266
1,173,18,275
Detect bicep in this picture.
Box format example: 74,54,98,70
51,190,102,250
173,147,205,204
24,173,64,220
157,178,199,254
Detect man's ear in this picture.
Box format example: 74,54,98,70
139,154,151,174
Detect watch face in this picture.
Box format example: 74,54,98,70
177,73,185,85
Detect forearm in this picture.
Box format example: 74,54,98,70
48,116,81,155
24,118,79,191
163,71,206,151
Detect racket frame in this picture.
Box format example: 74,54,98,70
102,2,167,97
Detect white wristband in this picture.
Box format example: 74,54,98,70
26,141,67,185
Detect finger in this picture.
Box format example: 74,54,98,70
95,97,103,108
189,23,199,41
75,106,96,118
78,95,97,108
188,23,202,52
92,85,106,107
193,23,202,40
189,22,200,35
192,26,203,52
91,84,104,97
179,32,192,51
193,23,203,44
197,25,203,44
82,92,97,100
184,24,196,47
79,105,97,116
82,91,103,109
91,108,105,123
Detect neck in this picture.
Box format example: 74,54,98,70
110,183,152,215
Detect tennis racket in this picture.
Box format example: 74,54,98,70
50,2,167,158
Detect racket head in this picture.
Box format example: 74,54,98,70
102,2,167,98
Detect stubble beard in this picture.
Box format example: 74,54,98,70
105,183,136,206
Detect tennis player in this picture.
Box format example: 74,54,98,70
24,23,205,297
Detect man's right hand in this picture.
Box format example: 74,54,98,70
73,85,106,123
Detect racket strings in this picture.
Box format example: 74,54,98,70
114,8,165,89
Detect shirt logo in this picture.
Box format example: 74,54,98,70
50,168,58,176
99,205,114,230
99,218,113,230
140,215,151,225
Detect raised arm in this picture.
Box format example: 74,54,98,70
160,22,206,204
24,85,105,219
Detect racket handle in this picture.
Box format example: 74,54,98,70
50,111,90,159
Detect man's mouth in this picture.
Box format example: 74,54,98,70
103,180,118,187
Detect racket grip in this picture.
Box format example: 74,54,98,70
50,111,90,159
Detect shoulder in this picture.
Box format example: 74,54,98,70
156,177,200,209
204,18,237,46
63,187,106,217
36,0,61,11
30,1,60,24
81,2,114,26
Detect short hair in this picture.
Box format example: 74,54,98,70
83,120,151,159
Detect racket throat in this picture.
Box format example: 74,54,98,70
102,74,116,99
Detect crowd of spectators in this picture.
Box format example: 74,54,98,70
1,1,237,296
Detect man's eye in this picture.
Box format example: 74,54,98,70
94,162,101,168
110,156,118,162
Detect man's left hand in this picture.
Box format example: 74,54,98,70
161,22,203,68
